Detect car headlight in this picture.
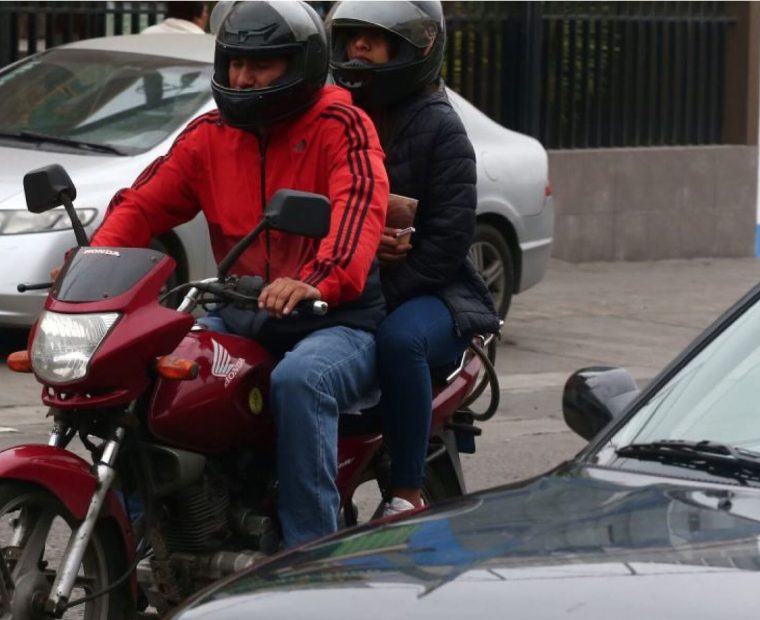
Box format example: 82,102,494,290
0,208,98,234
31,311,120,384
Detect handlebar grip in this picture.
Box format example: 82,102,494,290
17,282,53,292
295,300,328,316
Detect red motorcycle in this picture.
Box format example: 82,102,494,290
0,165,499,619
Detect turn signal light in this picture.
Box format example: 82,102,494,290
7,350,32,373
156,356,199,381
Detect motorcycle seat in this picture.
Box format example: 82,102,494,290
338,358,462,437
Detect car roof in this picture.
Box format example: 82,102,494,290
58,33,215,64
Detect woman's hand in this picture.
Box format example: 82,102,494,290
378,226,413,266
258,277,321,319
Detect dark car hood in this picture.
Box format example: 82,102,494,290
176,467,760,618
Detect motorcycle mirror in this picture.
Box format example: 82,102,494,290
217,190,331,279
562,366,640,441
265,190,331,239
22,164,89,246
23,164,77,213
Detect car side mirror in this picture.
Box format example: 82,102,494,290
562,366,640,441
23,164,77,213
265,189,330,239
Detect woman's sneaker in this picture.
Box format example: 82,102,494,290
382,496,417,518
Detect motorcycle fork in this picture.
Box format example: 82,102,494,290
45,425,126,616
0,548,13,614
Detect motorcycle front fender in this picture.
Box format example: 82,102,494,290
0,445,136,563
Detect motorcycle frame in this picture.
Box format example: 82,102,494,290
3,262,486,615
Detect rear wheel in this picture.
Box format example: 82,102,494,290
344,447,464,526
470,222,515,320
0,481,131,620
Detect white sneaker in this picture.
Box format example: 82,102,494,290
382,496,417,518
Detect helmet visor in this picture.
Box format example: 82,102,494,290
326,1,439,49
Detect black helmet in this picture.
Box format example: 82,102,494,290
325,0,445,106
210,0,328,130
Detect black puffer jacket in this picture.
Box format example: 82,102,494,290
376,85,499,337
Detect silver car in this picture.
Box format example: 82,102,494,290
0,34,552,327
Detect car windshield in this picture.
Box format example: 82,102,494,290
599,294,760,462
0,48,212,156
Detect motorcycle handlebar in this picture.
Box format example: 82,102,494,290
297,300,328,316
17,281,53,292
193,280,329,316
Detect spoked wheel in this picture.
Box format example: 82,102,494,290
0,482,131,620
342,446,465,527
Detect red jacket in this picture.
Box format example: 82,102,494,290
92,86,388,308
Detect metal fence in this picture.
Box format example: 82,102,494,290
0,1,738,149
540,1,734,149
443,1,735,149
0,1,165,64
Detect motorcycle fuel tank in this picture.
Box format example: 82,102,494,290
148,327,277,454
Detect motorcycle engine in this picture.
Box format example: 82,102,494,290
164,475,230,552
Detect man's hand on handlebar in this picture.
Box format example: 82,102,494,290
258,277,321,319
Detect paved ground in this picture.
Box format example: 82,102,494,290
2,257,760,493
461,256,760,489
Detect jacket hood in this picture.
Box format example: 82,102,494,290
383,82,448,141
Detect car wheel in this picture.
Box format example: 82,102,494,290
149,238,181,309
470,222,515,320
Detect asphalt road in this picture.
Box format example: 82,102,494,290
1,256,758,619
3,256,760,492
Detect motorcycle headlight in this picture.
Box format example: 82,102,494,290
31,311,120,384
0,208,97,234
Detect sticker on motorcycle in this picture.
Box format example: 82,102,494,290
82,248,120,257
248,388,263,415
211,340,244,388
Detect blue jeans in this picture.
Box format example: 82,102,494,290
270,326,376,547
376,296,470,489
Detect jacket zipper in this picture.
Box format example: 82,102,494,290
259,136,270,283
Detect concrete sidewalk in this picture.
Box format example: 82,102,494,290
497,256,760,390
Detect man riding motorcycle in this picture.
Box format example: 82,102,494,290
89,0,389,548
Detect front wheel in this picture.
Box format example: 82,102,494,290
0,481,132,620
